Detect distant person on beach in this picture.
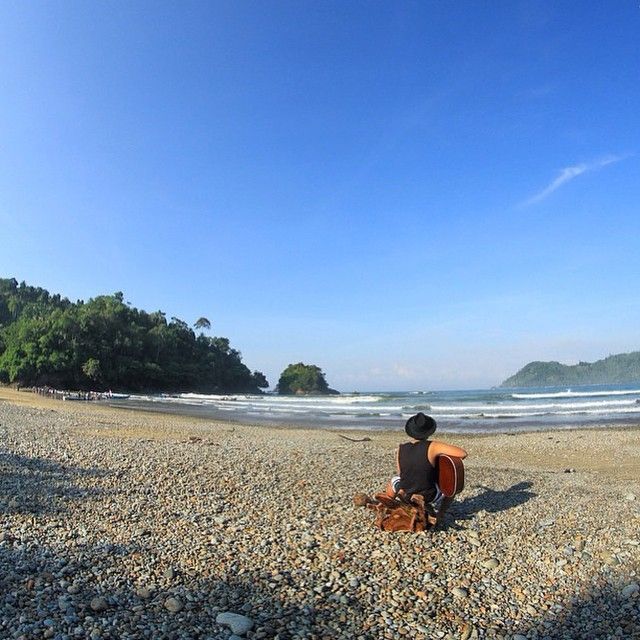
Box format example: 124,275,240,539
386,412,467,525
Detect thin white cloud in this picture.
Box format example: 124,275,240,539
520,154,627,207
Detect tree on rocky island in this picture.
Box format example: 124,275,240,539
276,362,339,395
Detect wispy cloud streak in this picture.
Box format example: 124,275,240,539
520,154,627,207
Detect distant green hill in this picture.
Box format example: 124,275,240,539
501,351,640,387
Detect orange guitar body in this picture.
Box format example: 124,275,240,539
437,454,465,497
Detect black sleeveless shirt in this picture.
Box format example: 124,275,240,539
398,440,437,502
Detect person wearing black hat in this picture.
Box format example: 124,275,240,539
386,412,467,524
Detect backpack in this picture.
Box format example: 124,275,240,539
364,492,433,532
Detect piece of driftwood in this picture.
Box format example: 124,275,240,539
337,434,372,442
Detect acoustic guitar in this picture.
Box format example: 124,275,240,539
437,454,465,497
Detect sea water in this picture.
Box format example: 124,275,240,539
121,383,640,433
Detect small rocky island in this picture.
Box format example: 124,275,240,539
276,362,339,395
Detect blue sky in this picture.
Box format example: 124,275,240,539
1,1,639,390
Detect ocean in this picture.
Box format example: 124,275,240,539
118,383,640,433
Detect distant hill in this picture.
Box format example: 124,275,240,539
501,351,640,387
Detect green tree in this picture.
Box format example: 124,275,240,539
194,317,211,331
251,370,269,389
82,357,102,382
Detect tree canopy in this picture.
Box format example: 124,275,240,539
276,362,338,395
194,317,211,331
0,278,268,393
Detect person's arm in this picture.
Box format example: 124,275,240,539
428,440,468,466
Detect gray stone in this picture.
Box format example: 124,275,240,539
621,582,639,598
90,597,108,612
136,586,152,599
452,587,468,598
216,612,254,636
164,597,183,613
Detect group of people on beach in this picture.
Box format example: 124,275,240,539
24,386,118,402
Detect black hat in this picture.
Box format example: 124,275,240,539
405,412,437,440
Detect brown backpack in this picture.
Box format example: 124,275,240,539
366,492,432,532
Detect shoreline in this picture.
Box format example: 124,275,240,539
2,386,640,481
5,385,640,436
0,387,638,638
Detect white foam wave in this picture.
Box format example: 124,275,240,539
512,389,640,399
433,399,638,412
179,392,384,405
128,390,640,422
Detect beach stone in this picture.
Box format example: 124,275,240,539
164,567,176,580
90,597,108,612
624,493,636,501
2,388,640,640
452,587,468,598
538,518,555,528
164,597,183,613
136,586,152,599
512,635,527,640
482,558,500,569
216,612,254,635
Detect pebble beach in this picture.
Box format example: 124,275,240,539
1,388,639,640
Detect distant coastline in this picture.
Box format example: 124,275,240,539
501,351,640,387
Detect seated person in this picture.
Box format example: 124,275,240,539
386,412,467,524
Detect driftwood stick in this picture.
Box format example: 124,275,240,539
337,434,372,442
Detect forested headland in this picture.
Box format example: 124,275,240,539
501,351,640,387
0,278,268,393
